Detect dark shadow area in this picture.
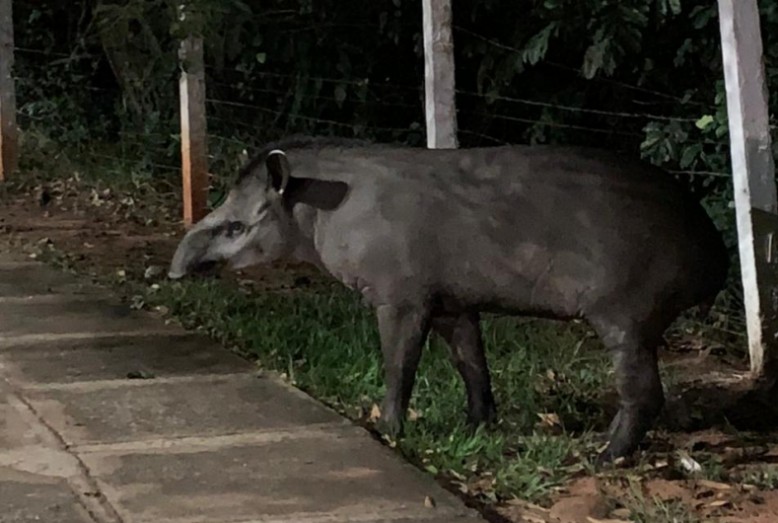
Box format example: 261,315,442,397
661,371,778,433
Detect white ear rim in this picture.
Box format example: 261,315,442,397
266,149,288,195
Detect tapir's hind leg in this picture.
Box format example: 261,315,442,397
588,313,666,464
432,312,497,427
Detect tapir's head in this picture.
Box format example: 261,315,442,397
168,149,349,279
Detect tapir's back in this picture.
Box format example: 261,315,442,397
293,144,728,318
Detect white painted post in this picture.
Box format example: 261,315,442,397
718,0,778,380
422,0,458,149
178,5,208,227
0,0,17,181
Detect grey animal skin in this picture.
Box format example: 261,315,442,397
168,136,729,464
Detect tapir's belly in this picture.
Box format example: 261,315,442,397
430,239,602,317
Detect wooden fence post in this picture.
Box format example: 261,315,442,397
178,6,208,227
718,0,778,380
422,0,458,149
0,0,17,181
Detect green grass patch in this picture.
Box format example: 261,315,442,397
739,464,778,490
626,498,702,523
137,277,611,503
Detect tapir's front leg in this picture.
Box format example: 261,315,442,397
375,304,431,437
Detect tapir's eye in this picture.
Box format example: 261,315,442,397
227,221,245,236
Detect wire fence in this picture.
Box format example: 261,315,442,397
9,8,738,190
15,68,728,141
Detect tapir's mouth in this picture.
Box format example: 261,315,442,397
168,260,222,280
193,260,221,276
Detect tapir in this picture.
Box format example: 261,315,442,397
168,136,729,463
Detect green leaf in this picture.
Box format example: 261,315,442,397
695,114,714,130
640,134,663,152
521,23,557,65
255,52,266,64
582,42,606,79
680,144,702,169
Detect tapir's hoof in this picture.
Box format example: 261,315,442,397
376,415,404,439
594,440,637,469
594,446,618,469
466,405,498,432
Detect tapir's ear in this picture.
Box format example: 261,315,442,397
265,149,348,210
265,149,291,194
284,178,350,211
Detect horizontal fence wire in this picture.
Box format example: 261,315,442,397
204,65,423,93
83,151,181,173
453,26,711,107
669,169,731,178
455,90,700,122
459,110,644,138
209,81,423,110
13,46,72,58
206,98,418,135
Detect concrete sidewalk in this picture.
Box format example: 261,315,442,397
0,252,486,523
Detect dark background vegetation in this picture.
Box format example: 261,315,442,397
16,0,776,253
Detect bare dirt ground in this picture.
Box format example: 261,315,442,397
4,178,778,523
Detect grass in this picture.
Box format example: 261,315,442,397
627,498,702,523
740,465,778,490
603,477,703,523
132,277,612,503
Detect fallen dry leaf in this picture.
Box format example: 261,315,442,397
650,459,669,470
519,501,550,513
369,404,381,422
697,479,732,491
424,496,436,508
677,451,702,473
537,412,561,427
587,517,634,523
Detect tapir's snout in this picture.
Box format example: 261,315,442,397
168,226,214,279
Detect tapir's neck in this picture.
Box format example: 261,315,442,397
289,204,325,270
